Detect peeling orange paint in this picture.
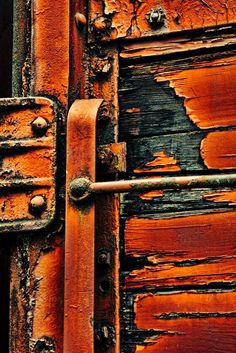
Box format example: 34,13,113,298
203,190,236,205
134,292,236,352
155,56,236,129
139,190,164,201
90,0,236,41
134,152,181,173
126,107,141,113
201,131,236,169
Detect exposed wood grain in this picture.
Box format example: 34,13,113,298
133,291,236,353
155,56,236,130
124,257,236,289
126,130,236,173
121,187,236,216
119,54,236,139
120,30,236,59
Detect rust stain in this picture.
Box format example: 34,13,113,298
32,0,69,105
134,152,181,173
203,190,236,205
155,56,236,129
201,131,236,169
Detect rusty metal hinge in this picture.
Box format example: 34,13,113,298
0,97,57,233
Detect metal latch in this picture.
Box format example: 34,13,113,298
0,97,57,233
69,173,236,202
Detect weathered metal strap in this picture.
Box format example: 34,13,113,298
64,99,103,353
69,174,236,202
0,97,57,233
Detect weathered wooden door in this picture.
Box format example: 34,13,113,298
79,2,236,353
1,1,236,353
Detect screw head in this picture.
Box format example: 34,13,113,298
97,250,111,266
29,195,47,215
32,117,48,136
146,8,166,28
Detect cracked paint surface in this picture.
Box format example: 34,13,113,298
90,0,236,40
154,56,236,130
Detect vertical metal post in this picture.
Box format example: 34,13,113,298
64,99,103,353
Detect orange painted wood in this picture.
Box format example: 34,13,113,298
124,212,236,288
201,131,236,169
134,291,236,353
90,0,236,41
64,99,102,353
155,55,236,130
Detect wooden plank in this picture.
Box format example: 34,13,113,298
89,0,236,41
133,291,236,353
121,187,236,216
126,130,236,173
119,53,236,139
120,29,236,60
123,212,236,288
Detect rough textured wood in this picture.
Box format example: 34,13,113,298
121,187,236,216
119,52,236,137
126,130,236,173
133,291,236,353
120,29,236,60
125,212,236,260
89,0,236,41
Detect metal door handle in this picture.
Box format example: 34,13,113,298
69,173,236,203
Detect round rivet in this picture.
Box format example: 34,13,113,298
31,117,48,136
29,195,47,215
75,12,87,30
69,178,92,203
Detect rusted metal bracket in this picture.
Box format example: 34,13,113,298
69,173,236,203
0,97,57,233
97,142,126,174
64,99,103,353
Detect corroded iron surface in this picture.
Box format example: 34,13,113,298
0,97,56,233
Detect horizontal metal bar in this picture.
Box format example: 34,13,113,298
69,173,236,202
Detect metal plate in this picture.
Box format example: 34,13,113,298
0,97,56,233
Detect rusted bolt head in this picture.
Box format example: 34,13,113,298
92,57,112,77
97,250,111,266
69,178,92,203
92,16,110,32
75,12,87,30
146,8,166,28
95,323,116,348
29,195,47,215
32,117,48,136
97,148,114,168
